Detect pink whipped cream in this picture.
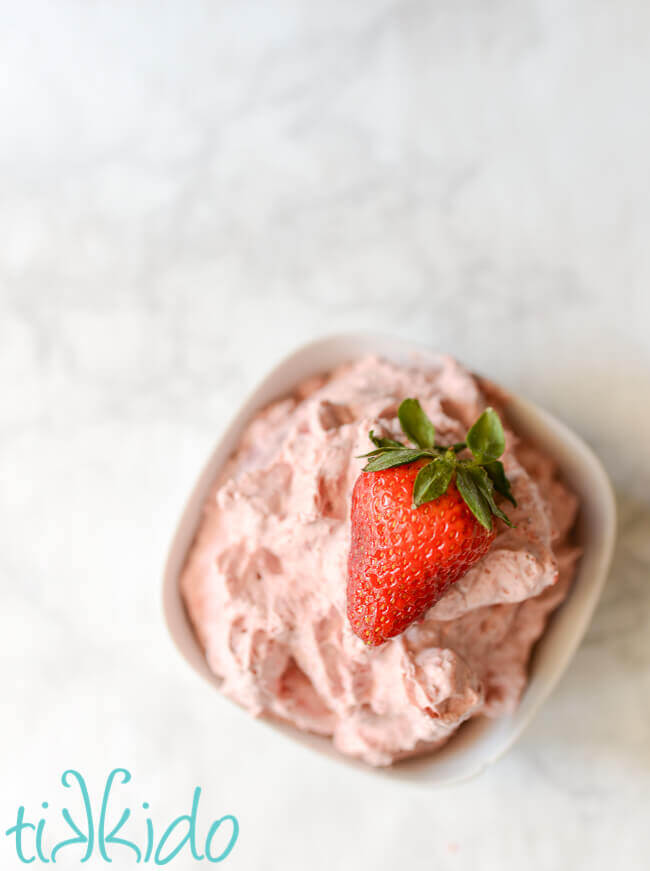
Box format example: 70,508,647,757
180,355,580,766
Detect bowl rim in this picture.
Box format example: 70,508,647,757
162,332,617,785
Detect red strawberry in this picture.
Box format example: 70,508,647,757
347,460,495,645
346,399,516,646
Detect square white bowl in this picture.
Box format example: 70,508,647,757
162,334,617,785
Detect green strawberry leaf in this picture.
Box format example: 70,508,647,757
466,407,506,462
469,464,515,527
398,398,436,450
369,430,404,449
484,460,517,507
358,446,406,459
362,448,429,472
412,456,455,507
455,465,493,531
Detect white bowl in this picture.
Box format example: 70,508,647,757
162,334,617,785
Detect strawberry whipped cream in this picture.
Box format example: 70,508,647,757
180,355,580,766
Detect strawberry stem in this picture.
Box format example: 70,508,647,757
360,400,516,527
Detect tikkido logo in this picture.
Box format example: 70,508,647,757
4,769,239,865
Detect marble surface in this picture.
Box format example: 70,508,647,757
1,1,650,868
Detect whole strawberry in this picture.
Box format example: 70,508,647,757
347,399,516,646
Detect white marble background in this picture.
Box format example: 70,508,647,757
1,1,649,868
